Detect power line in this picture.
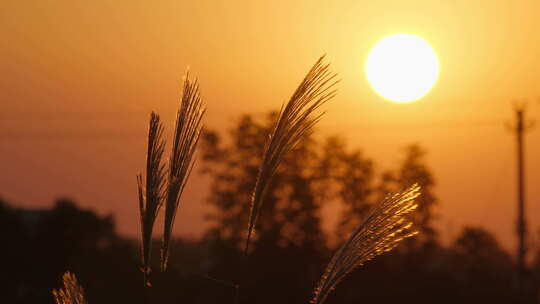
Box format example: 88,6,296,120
0,132,145,141
0,111,148,121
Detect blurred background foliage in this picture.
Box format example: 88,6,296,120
1,112,537,303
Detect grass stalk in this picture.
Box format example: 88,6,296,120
245,55,338,254
311,184,421,304
137,113,167,288
161,73,206,272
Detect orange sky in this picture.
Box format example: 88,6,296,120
1,0,540,254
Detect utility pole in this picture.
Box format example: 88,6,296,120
509,103,533,295
516,106,526,288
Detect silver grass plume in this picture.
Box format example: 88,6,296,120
137,112,166,286
52,272,87,304
161,74,206,271
312,184,421,304
245,55,338,254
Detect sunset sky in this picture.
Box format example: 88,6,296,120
1,0,540,253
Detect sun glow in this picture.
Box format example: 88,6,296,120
365,33,439,103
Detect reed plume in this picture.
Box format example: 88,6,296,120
311,184,421,304
52,272,87,304
137,112,166,286
161,74,206,271
245,55,338,254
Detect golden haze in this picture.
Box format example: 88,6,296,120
1,0,540,251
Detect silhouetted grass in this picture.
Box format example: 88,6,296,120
134,72,206,291
162,74,206,272
49,56,422,304
246,55,338,254
312,184,421,304
137,112,167,287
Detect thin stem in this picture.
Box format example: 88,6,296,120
143,283,151,304
236,234,252,304
234,284,240,304
244,230,252,257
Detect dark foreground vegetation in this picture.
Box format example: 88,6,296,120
1,111,539,303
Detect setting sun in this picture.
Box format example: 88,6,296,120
365,33,440,103
4,2,540,302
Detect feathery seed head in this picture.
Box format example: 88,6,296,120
137,112,166,285
311,184,421,304
245,55,338,253
52,272,87,304
161,73,206,271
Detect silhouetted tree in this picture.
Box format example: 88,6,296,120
381,144,437,242
449,227,519,302
6,199,145,304
201,113,351,304
31,199,115,284
0,199,29,302
201,113,326,251
5,112,537,304
315,137,374,241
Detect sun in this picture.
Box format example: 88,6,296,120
365,33,439,103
